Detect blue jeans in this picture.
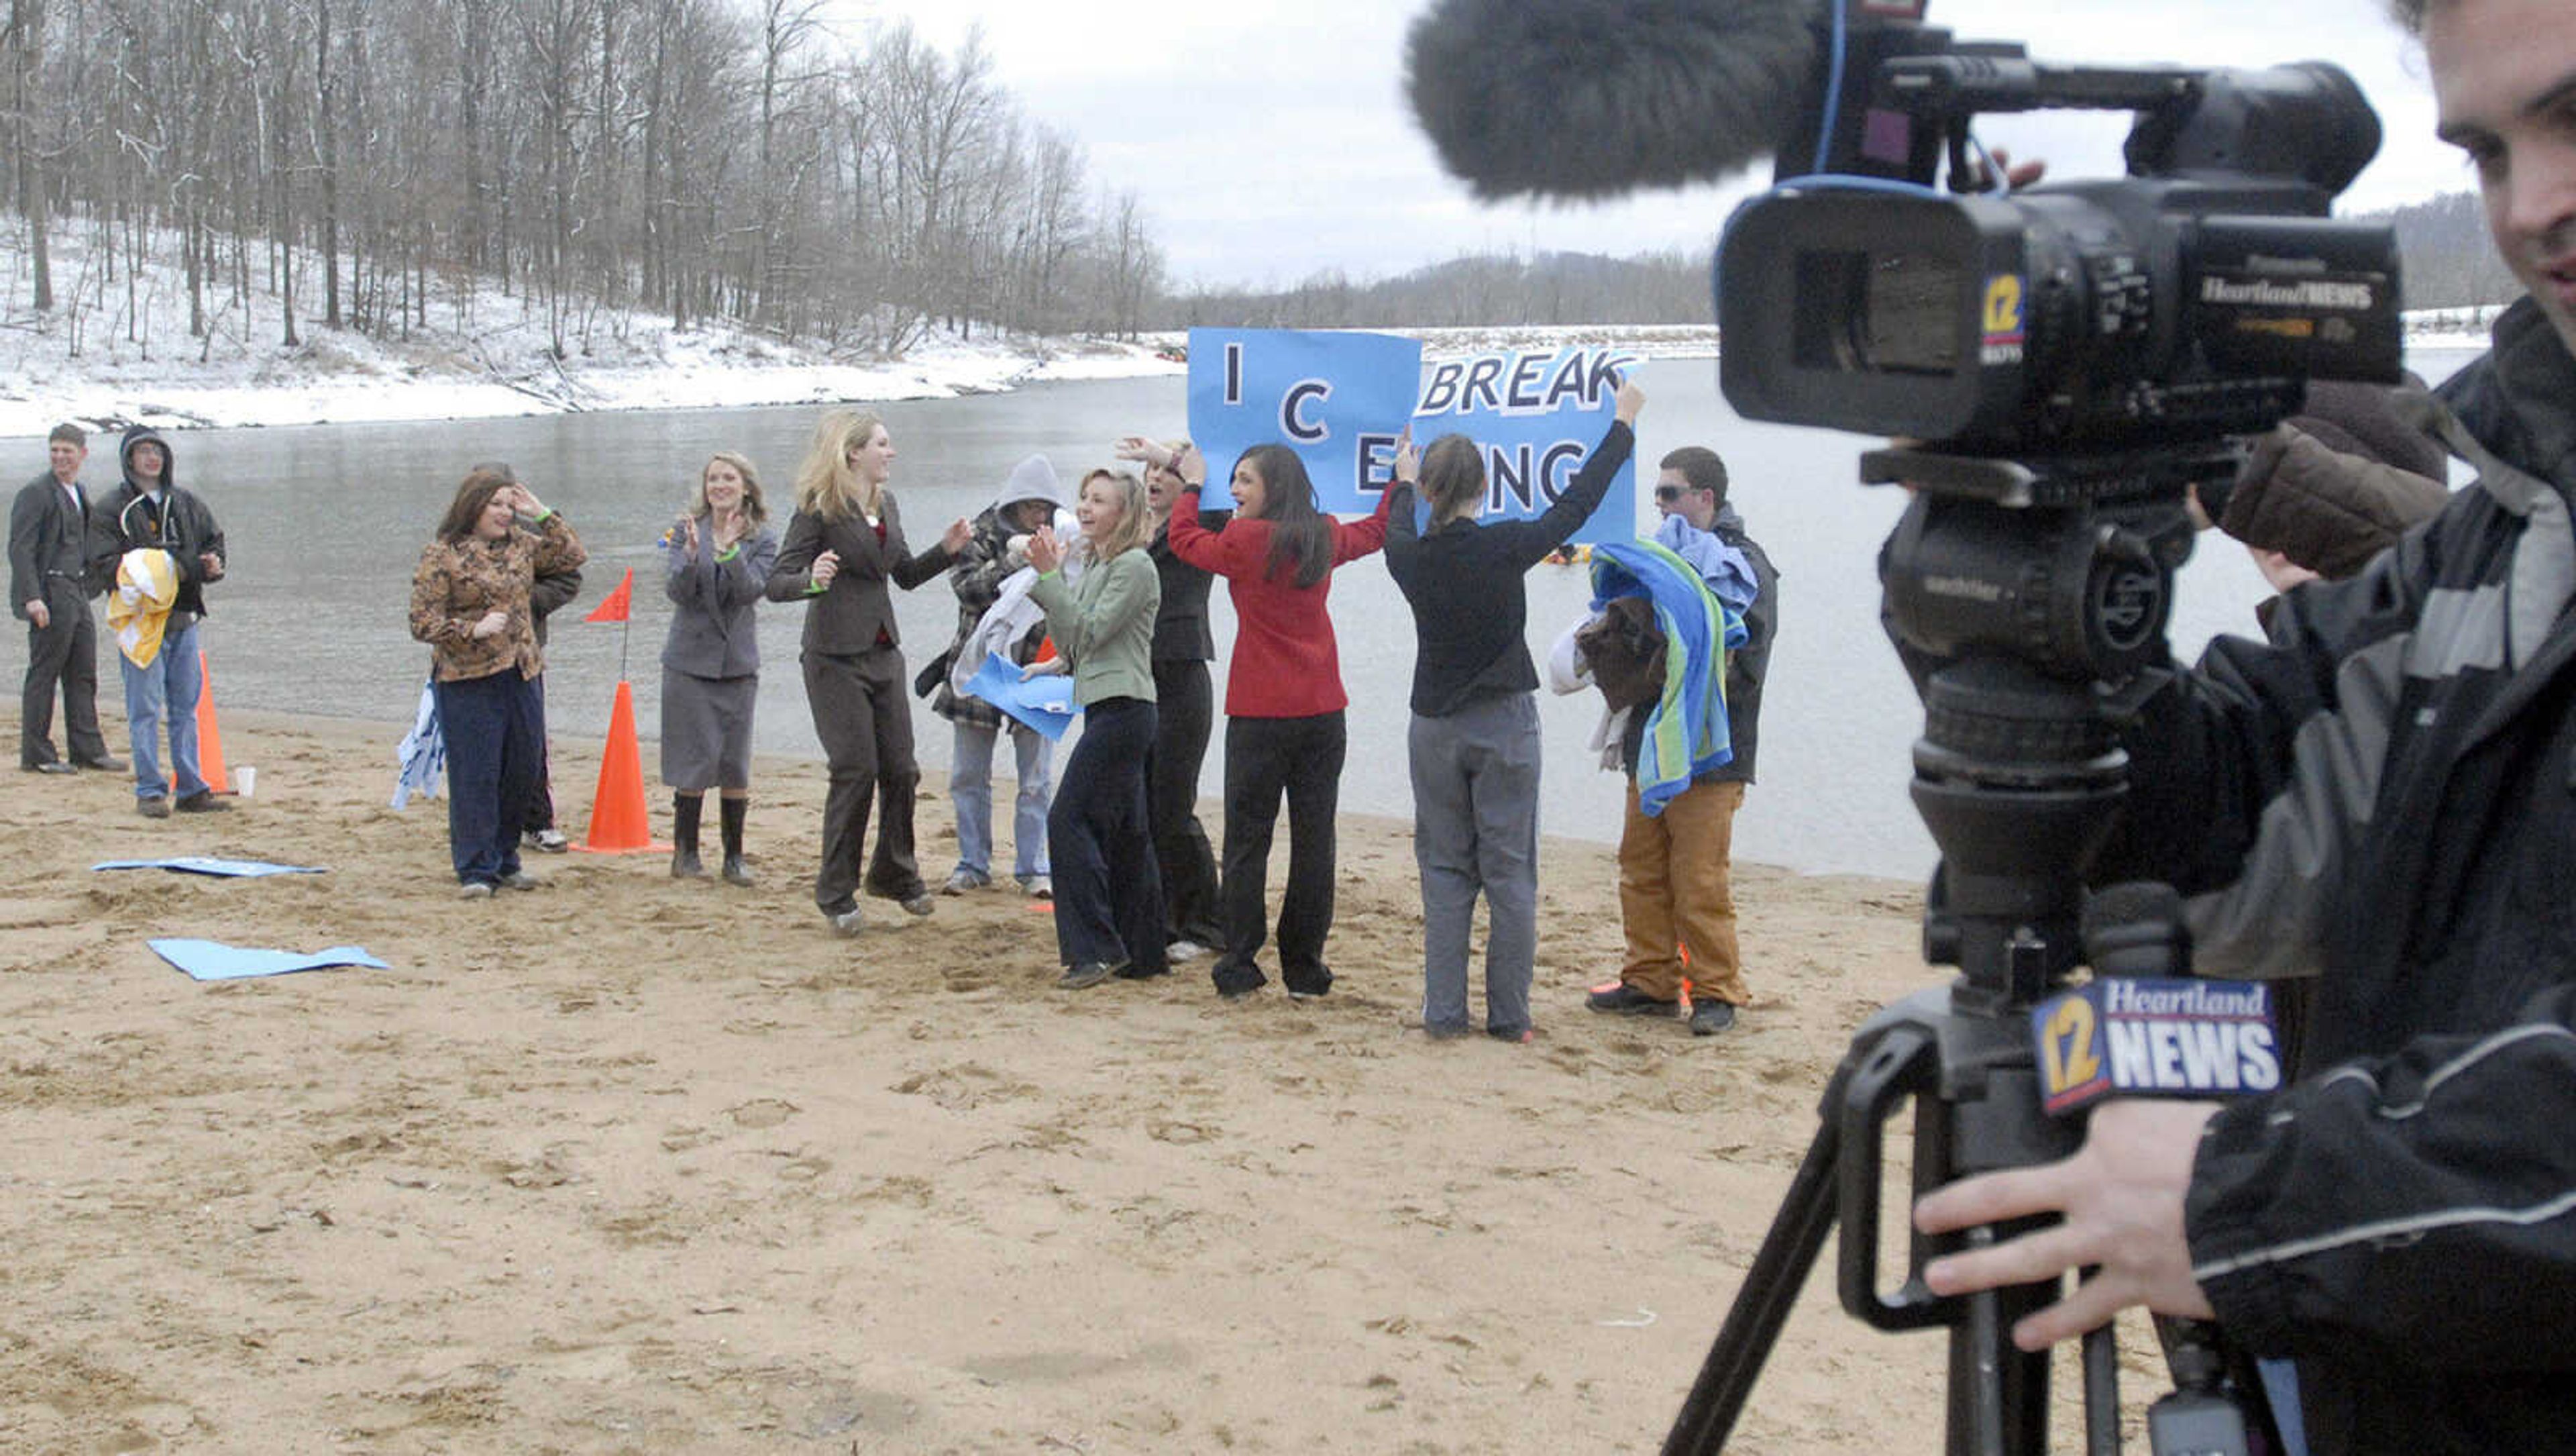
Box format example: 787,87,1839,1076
951,719,1053,880
120,618,206,802
434,670,543,886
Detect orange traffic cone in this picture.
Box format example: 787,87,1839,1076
194,649,231,793
579,679,664,853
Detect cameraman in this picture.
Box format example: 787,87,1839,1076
1912,1,2576,1451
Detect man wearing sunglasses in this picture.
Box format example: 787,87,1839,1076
1587,447,1779,1036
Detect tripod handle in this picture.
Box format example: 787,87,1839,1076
1837,1021,1958,1331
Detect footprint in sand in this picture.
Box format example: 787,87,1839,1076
727,1098,800,1129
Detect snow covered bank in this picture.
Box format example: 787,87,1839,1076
0,201,2511,438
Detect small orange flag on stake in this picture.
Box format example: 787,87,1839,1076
195,649,230,793
583,567,635,624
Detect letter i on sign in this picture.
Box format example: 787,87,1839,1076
1225,343,1244,405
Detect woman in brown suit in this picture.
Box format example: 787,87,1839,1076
765,409,969,935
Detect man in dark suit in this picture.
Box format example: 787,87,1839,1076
9,423,122,774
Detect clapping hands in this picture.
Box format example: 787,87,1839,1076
1026,525,1065,575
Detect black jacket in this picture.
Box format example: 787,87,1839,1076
2108,298,2576,1454
1384,419,1633,717
1149,509,1228,664
1703,507,1777,784
87,425,225,621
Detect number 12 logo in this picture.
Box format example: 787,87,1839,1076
2039,995,2102,1102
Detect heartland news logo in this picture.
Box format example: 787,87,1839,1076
2035,978,2282,1114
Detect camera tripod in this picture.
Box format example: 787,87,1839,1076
1659,451,2267,1456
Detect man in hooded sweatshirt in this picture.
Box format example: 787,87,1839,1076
87,424,229,817
926,453,1068,897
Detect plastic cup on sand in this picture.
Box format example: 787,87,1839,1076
235,765,256,798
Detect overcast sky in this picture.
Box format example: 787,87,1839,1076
833,0,2463,291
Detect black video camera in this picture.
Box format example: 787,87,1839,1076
1715,1,2405,458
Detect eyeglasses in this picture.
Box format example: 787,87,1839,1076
1653,484,1684,503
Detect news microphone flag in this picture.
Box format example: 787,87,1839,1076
583,567,635,624
2031,978,2283,1116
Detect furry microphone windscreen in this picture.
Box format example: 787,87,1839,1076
1405,0,1819,201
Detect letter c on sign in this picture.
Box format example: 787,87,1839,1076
1282,380,1330,444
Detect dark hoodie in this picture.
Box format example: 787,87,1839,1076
87,424,226,622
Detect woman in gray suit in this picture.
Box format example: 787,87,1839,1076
765,409,969,936
660,450,779,886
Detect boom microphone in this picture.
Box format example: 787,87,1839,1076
1405,0,1819,201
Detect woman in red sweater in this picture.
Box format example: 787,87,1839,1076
1166,441,1393,999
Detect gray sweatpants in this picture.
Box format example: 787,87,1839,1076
1407,692,1542,1037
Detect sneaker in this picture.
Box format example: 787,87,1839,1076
941,868,989,896
457,882,496,901
1019,875,1053,900
74,754,127,772
1587,984,1680,1017
1286,986,1330,1002
1689,1000,1738,1037
137,796,172,819
1059,960,1120,990
174,790,232,814
525,827,570,853
1112,963,1171,980
825,904,865,937
900,891,936,917
1167,939,1211,964
498,870,543,891
28,761,76,775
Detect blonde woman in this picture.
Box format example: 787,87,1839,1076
764,410,970,935
1026,468,1165,988
660,450,779,886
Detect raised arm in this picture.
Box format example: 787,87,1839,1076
1332,466,1399,566
1507,380,1644,568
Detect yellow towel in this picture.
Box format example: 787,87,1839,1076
107,548,179,668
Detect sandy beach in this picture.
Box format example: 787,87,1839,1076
1,703,2179,1453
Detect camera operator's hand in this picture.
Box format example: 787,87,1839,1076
1913,1098,2220,1349
1962,147,2047,193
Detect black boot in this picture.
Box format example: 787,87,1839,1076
672,793,706,878
719,795,754,886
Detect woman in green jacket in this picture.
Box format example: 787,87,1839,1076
1027,468,1165,989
